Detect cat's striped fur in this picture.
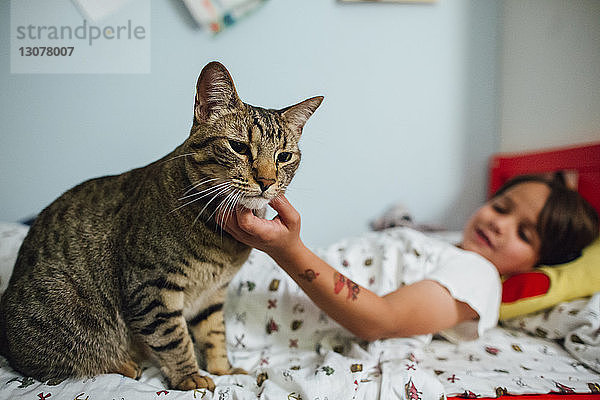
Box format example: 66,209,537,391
0,62,323,390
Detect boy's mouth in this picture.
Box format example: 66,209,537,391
475,227,494,249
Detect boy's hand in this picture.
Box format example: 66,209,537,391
220,195,302,258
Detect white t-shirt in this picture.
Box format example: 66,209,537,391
316,227,502,341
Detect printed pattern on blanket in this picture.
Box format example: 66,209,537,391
224,227,475,371
225,226,499,372
1,224,600,399
224,246,600,399
422,327,600,397
503,293,600,374
225,250,446,399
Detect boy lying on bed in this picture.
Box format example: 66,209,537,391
221,175,599,342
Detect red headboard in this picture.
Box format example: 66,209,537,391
488,141,600,215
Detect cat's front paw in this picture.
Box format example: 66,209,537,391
174,373,215,391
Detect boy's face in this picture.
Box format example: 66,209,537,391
461,182,551,276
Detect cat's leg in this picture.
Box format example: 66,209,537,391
128,291,215,391
0,268,138,384
187,286,246,376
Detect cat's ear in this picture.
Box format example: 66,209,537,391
280,96,324,135
194,62,243,123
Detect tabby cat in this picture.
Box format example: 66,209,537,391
0,62,323,390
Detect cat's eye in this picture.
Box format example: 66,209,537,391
277,152,293,163
229,140,249,155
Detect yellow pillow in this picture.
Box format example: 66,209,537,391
499,239,600,320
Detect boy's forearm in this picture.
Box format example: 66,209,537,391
268,242,396,341
221,203,470,339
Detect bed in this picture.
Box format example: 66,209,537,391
0,142,599,400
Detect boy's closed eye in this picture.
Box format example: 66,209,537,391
518,226,533,244
492,197,512,214
491,196,539,245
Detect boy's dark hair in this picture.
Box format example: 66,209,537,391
493,173,599,266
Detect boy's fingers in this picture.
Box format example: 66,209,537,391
235,207,258,233
219,210,239,233
235,207,275,239
224,211,255,242
269,196,300,225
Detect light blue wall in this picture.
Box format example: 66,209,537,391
0,0,500,248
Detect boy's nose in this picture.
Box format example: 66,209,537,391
491,214,517,237
488,219,502,235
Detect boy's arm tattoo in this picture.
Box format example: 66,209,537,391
297,269,361,300
299,269,320,282
333,272,360,301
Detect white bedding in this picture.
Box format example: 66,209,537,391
1,224,599,399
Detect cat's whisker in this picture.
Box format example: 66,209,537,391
179,181,229,201
212,189,232,223
232,192,244,218
220,191,244,237
192,187,231,226
213,188,239,225
182,178,220,197
160,153,195,165
214,189,237,233
169,183,230,215
228,192,244,222
193,185,232,226
280,184,314,196
184,182,229,201
182,178,217,196
227,192,244,236
217,191,235,227
227,192,244,223
214,190,238,235
182,178,212,193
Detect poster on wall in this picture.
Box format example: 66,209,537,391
182,0,267,33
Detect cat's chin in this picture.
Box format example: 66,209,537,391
239,197,270,210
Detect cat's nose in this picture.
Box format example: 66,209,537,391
256,177,276,192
